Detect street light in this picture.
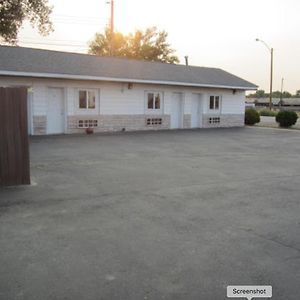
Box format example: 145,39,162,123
256,38,274,110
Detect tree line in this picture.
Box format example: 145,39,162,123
247,90,300,98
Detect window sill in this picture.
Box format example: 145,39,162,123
145,110,163,115
207,110,221,114
76,109,98,115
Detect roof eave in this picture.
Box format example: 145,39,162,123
0,70,258,90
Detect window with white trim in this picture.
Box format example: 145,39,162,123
146,92,162,112
79,90,96,109
209,95,220,110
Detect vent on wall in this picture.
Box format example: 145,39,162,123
146,118,162,125
78,120,98,128
209,117,220,124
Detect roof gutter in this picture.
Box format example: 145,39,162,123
0,70,258,90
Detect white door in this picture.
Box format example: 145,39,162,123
170,93,183,129
47,88,65,134
191,94,203,128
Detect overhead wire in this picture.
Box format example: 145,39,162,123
18,13,109,51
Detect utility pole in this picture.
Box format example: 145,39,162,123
106,0,114,55
256,38,274,110
110,0,114,55
110,0,114,36
270,47,273,110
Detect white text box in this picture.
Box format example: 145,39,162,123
227,286,272,300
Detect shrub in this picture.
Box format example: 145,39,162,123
245,108,260,125
259,109,277,117
275,111,298,127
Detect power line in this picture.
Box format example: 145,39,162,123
52,14,103,20
21,37,89,44
52,18,105,25
51,19,105,26
19,41,88,48
17,10,111,50
49,13,108,26
52,13,107,21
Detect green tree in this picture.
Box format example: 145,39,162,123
88,27,128,57
282,91,292,98
89,27,179,64
295,90,300,97
271,90,282,98
247,89,266,98
0,0,53,44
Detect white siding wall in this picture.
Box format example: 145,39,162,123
183,92,192,114
163,92,172,115
0,76,246,129
221,90,245,114
100,83,144,115
32,83,47,115
66,87,74,115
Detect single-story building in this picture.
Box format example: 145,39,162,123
0,46,257,135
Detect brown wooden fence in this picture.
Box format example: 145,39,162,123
0,87,30,186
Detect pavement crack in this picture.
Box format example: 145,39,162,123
242,228,300,254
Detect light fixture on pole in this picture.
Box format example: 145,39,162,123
256,38,273,110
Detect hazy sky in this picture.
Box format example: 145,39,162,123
18,0,300,93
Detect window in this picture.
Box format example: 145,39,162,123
78,120,98,128
155,94,161,109
215,96,219,109
209,96,214,109
147,92,161,110
209,117,220,124
148,93,154,109
79,90,96,109
209,95,220,110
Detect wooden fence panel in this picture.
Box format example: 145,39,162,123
0,87,30,186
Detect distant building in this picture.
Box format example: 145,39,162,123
246,98,300,109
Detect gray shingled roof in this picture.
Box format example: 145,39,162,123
0,46,257,90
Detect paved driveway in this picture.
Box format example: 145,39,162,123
1,128,300,300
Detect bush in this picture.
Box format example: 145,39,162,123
275,111,298,127
245,108,260,125
259,109,277,117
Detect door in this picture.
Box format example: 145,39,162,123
47,88,65,134
170,93,183,129
191,94,203,128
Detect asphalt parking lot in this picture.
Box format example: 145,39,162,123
1,127,300,300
